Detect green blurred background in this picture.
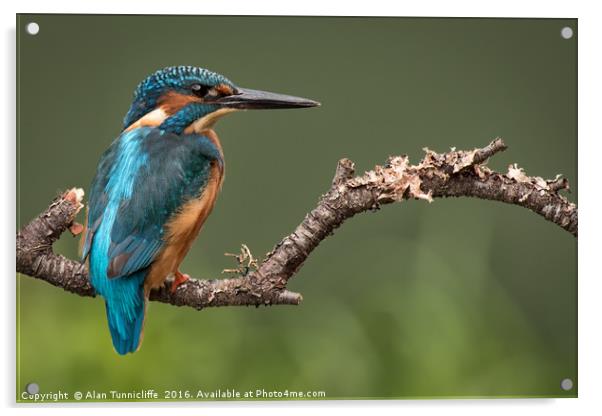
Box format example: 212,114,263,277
16,15,577,400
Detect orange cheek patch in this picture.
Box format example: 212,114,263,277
124,92,202,132
157,91,203,114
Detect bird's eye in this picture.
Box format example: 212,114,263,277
191,83,211,98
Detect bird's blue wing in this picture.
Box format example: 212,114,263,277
83,127,222,354
83,127,222,280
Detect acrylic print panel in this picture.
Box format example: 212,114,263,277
16,14,577,402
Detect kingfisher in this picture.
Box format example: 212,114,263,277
81,66,319,354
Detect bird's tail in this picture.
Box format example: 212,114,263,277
104,273,147,355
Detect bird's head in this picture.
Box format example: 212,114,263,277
123,66,319,134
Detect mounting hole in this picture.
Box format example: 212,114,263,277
560,26,573,39
561,378,574,391
25,382,39,394
25,22,40,36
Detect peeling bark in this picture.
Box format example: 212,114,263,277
16,139,577,310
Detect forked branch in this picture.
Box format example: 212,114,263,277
16,139,577,309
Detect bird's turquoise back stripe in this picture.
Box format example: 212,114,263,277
89,130,148,330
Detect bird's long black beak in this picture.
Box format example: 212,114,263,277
216,87,320,110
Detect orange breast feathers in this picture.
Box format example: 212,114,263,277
144,134,225,293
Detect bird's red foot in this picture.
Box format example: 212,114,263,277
69,222,85,236
170,271,190,293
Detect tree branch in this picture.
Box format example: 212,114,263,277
16,139,577,309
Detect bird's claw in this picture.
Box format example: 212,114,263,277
69,222,84,236
170,271,190,293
